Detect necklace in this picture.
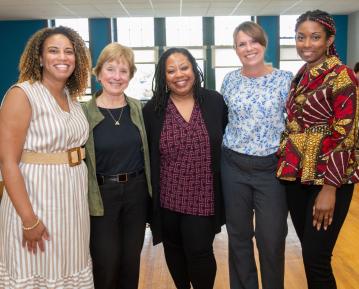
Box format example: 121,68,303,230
105,107,124,126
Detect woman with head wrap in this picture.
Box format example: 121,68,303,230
276,10,359,289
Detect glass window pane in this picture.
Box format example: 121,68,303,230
117,17,154,47
279,60,304,75
280,15,298,48
162,47,204,73
197,60,204,78
214,48,240,67
187,48,204,60
214,16,251,45
280,15,301,74
280,15,299,38
125,64,155,101
166,17,202,46
280,46,301,61
280,38,296,45
55,18,89,42
133,49,157,63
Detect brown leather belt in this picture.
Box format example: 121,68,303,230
21,147,85,167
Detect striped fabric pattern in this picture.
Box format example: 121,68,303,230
0,81,93,288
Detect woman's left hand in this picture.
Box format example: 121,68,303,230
313,184,336,231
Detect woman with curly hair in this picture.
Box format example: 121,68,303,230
0,26,93,288
276,10,359,289
143,48,227,289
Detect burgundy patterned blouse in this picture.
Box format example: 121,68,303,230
159,100,214,216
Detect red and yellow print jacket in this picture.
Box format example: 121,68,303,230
276,56,359,187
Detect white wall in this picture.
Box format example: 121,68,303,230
347,11,359,68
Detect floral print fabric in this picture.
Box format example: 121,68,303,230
221,68,293,156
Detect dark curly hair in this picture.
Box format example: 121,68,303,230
152,47,204,113
18,26,91,99
295,10,338,57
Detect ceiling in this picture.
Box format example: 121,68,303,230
0,0,358,20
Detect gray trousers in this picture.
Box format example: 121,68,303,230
221,147,288,289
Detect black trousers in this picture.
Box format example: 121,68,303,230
286,181,353,289
90,173,149,289
221,148,288,289
161,208,217,289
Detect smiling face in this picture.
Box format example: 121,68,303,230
98,58,131,97
235,30,266,68
40,33,75,84
295,20,334,69
165,52,195,98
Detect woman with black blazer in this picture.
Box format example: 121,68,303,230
143,47,227,289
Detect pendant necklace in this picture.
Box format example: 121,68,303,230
106,107,124,126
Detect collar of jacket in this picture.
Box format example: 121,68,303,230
85,93,141,130
85,94,105,131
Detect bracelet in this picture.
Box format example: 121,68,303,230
22,217,40,231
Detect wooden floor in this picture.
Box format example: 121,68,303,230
138,185,359,289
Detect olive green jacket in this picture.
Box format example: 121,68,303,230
82,95,152,216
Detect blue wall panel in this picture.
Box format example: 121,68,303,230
333,15,348,64
0,20,47,101
257,16,279,68
89,18,112,93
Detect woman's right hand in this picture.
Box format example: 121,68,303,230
22,220,50,254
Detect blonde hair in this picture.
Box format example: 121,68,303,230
233,21,268,48
93,43,136,80
18,26,91,99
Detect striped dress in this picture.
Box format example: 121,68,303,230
0,81,94,288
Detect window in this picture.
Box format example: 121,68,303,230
280,15,297,46
166,17,202,47
54,18,91,100
213,16,251,90
117,17,154,47
128,47,158,100
117,17,156,101
54,18,89,45
279,15,304,75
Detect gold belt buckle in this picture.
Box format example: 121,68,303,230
68,147,82,167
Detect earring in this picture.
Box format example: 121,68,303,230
326,46,330,55
40,63,43,67
165,85,169,93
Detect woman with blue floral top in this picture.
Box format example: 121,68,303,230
220,21,292,289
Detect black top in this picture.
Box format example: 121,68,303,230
143,87,228,245
94,105,144,175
